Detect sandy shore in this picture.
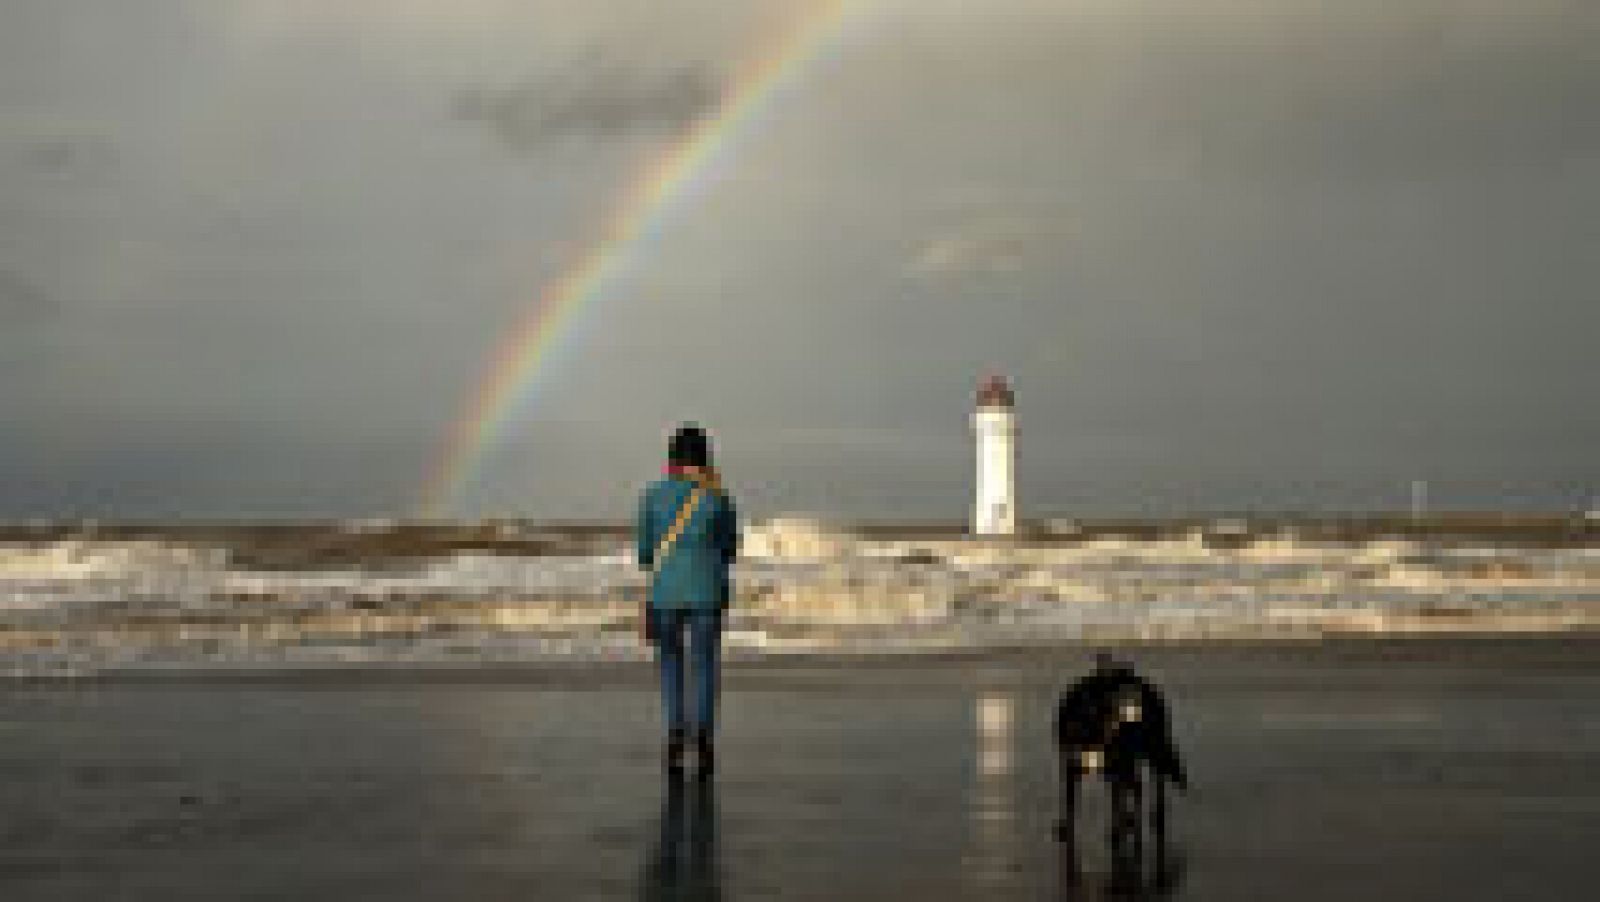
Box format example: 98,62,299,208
1,633,1595,900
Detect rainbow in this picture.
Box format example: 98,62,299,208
418,0,864,517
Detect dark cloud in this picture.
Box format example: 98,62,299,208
0,270,54,324
0,1,1594,518
14,138,113,174
1123,5,1600,183
0,408,436,519
450,55,721,153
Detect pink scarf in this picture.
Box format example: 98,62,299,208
663,464,722,493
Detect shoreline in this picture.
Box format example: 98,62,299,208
8,628,1594,686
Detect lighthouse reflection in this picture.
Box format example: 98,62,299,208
639,776,721,902
971,692,1018,887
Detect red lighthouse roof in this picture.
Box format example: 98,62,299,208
976,373,1014,408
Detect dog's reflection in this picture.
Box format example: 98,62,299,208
1059,821,1186,900
639,775,720,901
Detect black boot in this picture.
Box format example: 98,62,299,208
694,729,715,778
665,727,687,775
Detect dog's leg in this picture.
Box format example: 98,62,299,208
1132,772,1147,862
1107,775,1125,849
1055,748,1080,844
1152,769,1168,848
1109,770,1143,856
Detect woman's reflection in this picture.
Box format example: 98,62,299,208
639,775,720,901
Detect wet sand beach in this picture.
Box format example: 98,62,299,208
1,633,1596,900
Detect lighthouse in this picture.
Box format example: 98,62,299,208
973,373,1018,536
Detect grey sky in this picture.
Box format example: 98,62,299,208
1,0,1595,520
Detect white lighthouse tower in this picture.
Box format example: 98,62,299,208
973,373,1018,536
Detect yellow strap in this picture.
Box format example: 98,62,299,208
651,486,705,574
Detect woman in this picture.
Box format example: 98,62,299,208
637,424,739,776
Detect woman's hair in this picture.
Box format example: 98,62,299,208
668,423,712,468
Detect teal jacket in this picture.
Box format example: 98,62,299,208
636,476,739,611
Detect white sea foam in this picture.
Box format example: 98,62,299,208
0,532,1594,674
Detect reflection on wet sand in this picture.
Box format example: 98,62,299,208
1059,821,1187,900
2,637,1593,900
639,775,720,901
971,692,1017,887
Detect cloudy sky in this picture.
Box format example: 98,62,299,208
1,0,1595,520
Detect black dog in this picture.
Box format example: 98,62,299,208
1055,653,1188,850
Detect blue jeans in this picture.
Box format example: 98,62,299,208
650,607,723,734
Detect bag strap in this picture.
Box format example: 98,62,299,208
651,485,706,574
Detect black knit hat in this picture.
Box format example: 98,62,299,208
668,423,711,468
